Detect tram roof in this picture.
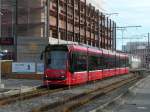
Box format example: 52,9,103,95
46,44,128,58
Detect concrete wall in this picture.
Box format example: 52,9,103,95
17,36,49,62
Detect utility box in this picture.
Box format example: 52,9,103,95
1,60,13,77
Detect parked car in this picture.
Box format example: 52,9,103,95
0,51,13,60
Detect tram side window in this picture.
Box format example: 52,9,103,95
98,55,103,69
72,52,87,72
113,56,116,68
126,58,129,67
111,56,116,69
124,58,129,67
106,56,116,69
120,58,123,67
116,56,120,68
123,58,126,67
119,58,122,67
103,55,108,69
88,54,102,70
120,58,126,67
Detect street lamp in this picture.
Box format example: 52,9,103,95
117,25,142,29
0,0,4,88
0,0,2,39
105,13,119,15
104,13,119,17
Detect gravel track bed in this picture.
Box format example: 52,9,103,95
0,74,133,112
73,79,134,112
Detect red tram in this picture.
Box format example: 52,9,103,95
42,44,129,86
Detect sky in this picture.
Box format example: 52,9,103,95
89,0,150,50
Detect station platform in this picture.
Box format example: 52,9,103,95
103,75,150,112
0,78,42,98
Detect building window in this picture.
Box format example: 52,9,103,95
52,30,57,38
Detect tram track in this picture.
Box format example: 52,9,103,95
0,79,106,107
64,77,138,112
0,73,141,112
0,86,66,106
0,74,135,107
31,75,140,112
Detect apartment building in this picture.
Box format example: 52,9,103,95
1,0,116,62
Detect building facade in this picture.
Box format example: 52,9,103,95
1,0,116,62
123,42,149,68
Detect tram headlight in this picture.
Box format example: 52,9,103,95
45,74,48,77
60,75,65,78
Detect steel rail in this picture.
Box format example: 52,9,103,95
0,87,66,106
64,77,138,112
31,75,140,112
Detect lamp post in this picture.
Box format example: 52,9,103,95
104,13,119,17
0,0,4,88
0,0,2,39
0,0,1,88
0,0,2,88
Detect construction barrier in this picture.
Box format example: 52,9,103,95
1,61,43,80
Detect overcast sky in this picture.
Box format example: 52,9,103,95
89,0,150,50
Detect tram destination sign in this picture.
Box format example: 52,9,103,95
0,38,14,45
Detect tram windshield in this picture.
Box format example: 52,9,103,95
46,51,67,70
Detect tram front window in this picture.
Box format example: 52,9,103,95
46,51,67,70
